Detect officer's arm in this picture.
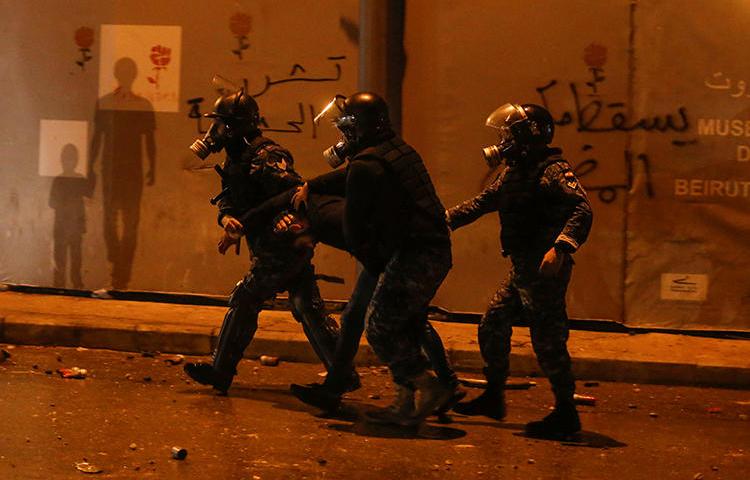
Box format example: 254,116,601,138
216,174,237,227
307,169,347,196
542,162,593,253
445,175,503,230
236,188,296,232
343,160,382,262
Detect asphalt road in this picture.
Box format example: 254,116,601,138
1,345,749,479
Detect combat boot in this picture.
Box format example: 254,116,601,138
525,401,581,439
364,384,416,425
452,385,506,420
290,383,343,411
183,362,233,394
408,371,454,425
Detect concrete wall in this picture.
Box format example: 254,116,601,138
0,0,360,299
3,0,749,331
403,0,750,330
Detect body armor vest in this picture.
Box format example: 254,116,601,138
354,136,447,227
498,154,566,256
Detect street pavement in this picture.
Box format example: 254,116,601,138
1,345,749,479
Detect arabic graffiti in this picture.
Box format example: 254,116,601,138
74,27,94,70
533,44,695,203
250,56,345,98
573,145,654,204
229,12,252,60
185,55,347,136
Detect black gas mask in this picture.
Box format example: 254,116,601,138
481,103,555,168
315,92,391,169
188,84,260,160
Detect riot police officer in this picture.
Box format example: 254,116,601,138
447,103,593,438
290,92,461,425
183,88,347,394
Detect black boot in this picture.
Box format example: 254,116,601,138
183,362,233,394
452,386,506,420
525,402,581,439
290,383,343,411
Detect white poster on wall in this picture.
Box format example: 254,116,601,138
38,120,88,177
98,24,181,112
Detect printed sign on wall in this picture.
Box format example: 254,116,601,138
98,25,181,112
38,120,89,177
660,273,709,302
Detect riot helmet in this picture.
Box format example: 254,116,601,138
189,78,261,160
482,103,554,167
314,92,392,168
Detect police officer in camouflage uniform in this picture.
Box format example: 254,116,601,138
289,93,461,425
182,89,345,394
447,103,592,438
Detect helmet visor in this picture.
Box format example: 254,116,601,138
485,103,527,131
313,95,349,126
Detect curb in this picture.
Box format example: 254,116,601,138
2,314,748,389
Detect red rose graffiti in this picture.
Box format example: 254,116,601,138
583,43,608,94
74,27,94,70
147,45,171,88
229,12,251,60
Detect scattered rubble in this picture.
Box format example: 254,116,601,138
171,447,187,460
57,367,87,379
583,381,600,387
75,461,102,474
164,355,184,366
573,393,597,406
259,355,280,366
0,349,11,363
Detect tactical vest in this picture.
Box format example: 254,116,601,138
498,154,567,256
354,136,447,227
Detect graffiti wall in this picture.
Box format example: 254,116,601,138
0,0,360,299
403,0,750,331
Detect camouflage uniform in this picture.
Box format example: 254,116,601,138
212,135,340,378
447,147,592,403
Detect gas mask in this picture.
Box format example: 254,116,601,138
189,80,261,160
315,95,354,169
189,120,236,160
481,103,529,168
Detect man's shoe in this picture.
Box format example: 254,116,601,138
183,362,232,394
343,371,362,393
452,387,506,420
407,372,454,426
290,383,342,412
525,403,581,439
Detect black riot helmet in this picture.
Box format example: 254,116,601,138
189,88,261,159
314,92,393,168
482,103,555,167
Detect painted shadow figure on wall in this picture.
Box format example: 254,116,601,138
89,57,156,290
49,144,94,289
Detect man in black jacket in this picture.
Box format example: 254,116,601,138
288,93,461,425
182,89,345,394
447,103,593,438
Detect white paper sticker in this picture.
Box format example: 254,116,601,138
38,120,89,177
98,24,182,113
660,273,709,301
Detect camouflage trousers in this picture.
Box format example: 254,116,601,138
365,242,452,387
479,254,576,404
212,239,340,377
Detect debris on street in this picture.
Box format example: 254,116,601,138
259,355,280,366
1,348,11,363
57,367,87,379
583,381,600,387
75,461,102,474
164,354,184,366
573,393,597,406
171,447,188,460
